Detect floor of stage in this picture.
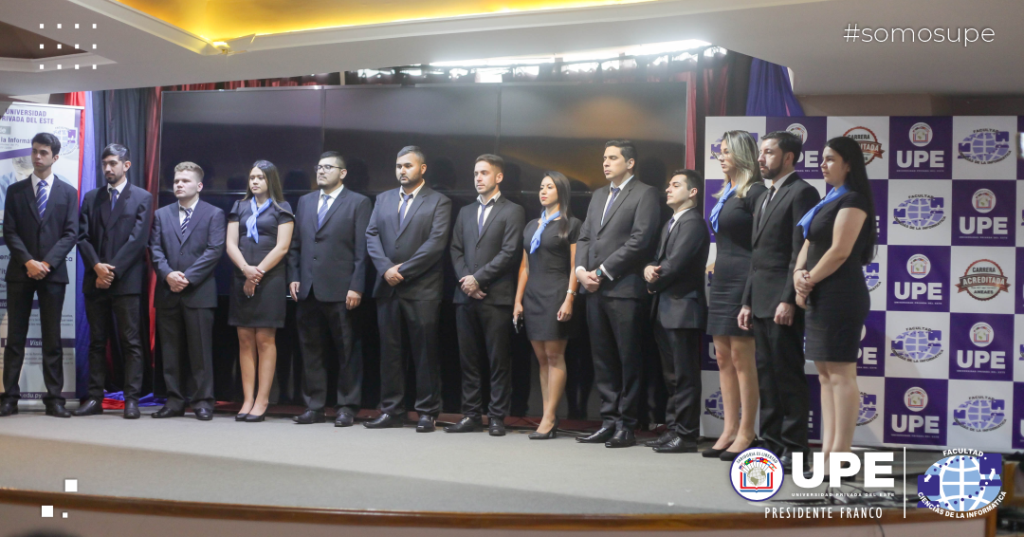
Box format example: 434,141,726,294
0,406,932,515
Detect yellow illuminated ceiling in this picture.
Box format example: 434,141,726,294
116,0,658,42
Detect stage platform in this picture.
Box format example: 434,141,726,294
0,406,988,536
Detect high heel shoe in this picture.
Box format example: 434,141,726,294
702,447,728,458
245,408,267,422
529,419,558,440
235,413,248,421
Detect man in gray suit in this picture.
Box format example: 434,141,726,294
574,140,661,448
364,146,452,433
445,154,525,436
149,162,226,421
644,170,709,453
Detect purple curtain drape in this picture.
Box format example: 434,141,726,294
75,90,96,398
745,58,804,117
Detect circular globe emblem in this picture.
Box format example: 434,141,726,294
730,448,784,501
894,196,945,230
972,189,996,214
906,254,931,279
52,126,78,157
704,390,725,420
971,322,994,348
904,387,929,412
958,129,1011,165
786,123,808,143
892,329,943,363
857,392,878,426
953,396,1006,432
918,454,1004,513
910,122,933,147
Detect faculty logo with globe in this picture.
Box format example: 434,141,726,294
704,390,725,420
918,452,1005,514
858,392,878,426
958,129,1011,165
893,195,945,230
891,327,943,363
730,448,783,501
953,396,1006,433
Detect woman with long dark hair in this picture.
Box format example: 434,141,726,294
513,172,582,439
225,160,294,422
793,136,876,468
704,131,766,460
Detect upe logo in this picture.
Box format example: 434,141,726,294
729,448,783,501
953,396,1006,432
910,122,934,147
918,451,1004,515
844,126,885,165
972,189,996,214
958,129,1011,165
905,387,929,412
971,322,994,347
956,259,1010,301
858,392,878,425
907,254,931,279
704,390,724,420
894,195,945,230
892,328,943,363
786,123,808,143
863,262,881,291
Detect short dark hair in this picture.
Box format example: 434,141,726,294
397,145,425,163
100,143,131,163
31,132,61,156
605,140,638,165
761,131,803,164
475,154,504,174
320,151,346,169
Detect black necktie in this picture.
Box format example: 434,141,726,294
759,185,776,229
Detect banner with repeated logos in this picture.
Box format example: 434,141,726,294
702,115,1023,452
0,102,81,404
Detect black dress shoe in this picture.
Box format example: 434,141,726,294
529,419,559,440
73,399,103,416
364,412,404,429
654,437,698,453
0,402,18,417
334,409,355,427
123,401,141,420
416,415,436,433
644,431,676,448
152,406,185,419
576,426,616,443
488,419,506,437
444,416,483,433
235,413,248,422
245,410,266,422
702,447,728,458
195,408,213,421
45,403,71,418
293,409,326,424
605,429,636,448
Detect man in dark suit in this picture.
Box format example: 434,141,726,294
0,133,78,418
739,131,821,471
364,146,452,432
288,151,372,427
444,154,525,437
74,143,153,419
643,170,710,453
149,162,225,421
574,140,661,448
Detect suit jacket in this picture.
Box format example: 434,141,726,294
574,178,661,299
3,175,79,285
78,181,154,296
742,173,821,318
287,187,372,302
647,208,710,330
450,195,526,306
149,199,226,309
365,185,452,300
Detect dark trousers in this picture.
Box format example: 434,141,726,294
156,301,215,411
84,293,144,402
1,281,66,405
752,313,809,457
455,301,512,420
296,287,362,412
586,294,645,430
654,322,702,440
377,296,441,417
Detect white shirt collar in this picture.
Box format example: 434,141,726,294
478,190,501,206
672,206,693,221
321,184,344,200
31,173,53,191
178,196,199,211
610,175,634,191
769,171,795,190
401,181,425,199
108,179,127,195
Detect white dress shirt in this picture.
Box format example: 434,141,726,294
669,206,693,233
476,191,501,227
31,173,52,202
397,181,426,219
577,175,635,281
178,196,199,226
108,178,127,201
318,184,344,213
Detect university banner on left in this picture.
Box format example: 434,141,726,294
0,102,81,403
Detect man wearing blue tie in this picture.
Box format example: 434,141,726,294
0,133,79,418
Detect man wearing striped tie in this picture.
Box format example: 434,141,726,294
148,162,225,421
0,133,79,418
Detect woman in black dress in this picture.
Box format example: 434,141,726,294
225,160,294,422
513,172,581,439
794,137,875,467
705,130,766,460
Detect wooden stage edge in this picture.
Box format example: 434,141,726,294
0,488,983,533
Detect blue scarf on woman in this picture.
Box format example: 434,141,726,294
797,185,848,238
529,209,561,254
708,180,736,232
246,197,272,243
